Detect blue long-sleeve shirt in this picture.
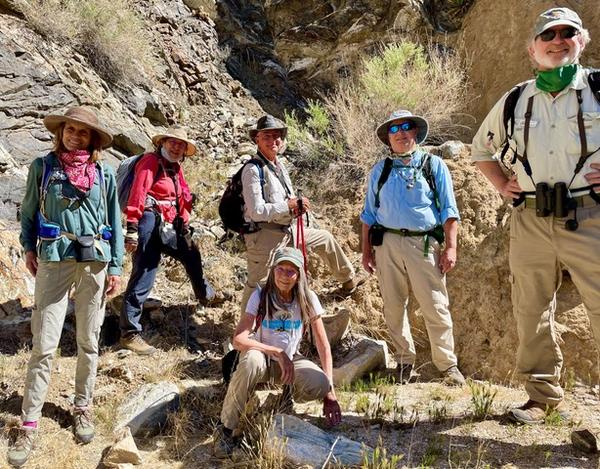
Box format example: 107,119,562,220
360,150,460,231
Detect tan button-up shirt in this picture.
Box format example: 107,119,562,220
471,67,600,195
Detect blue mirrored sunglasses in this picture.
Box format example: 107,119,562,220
389,121,416,134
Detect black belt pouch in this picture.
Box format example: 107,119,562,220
75,235,96,262
369,224,386,246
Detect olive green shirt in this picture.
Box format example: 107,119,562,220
20,153,124,275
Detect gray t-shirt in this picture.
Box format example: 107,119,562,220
246,288,324,359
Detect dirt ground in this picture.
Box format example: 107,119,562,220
1,291,600,469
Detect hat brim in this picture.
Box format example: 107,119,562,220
249,127,288,141
376,116,429,146
152,134,197,157
274,255,303,270
43,115,113,148
538,19,581,34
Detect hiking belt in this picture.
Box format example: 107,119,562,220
385,226,444,257
145,195,177,208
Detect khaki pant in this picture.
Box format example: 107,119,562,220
374,232,457,371
220,349,330,430
509,204,600,405
22,260,108,421
240,225,355,313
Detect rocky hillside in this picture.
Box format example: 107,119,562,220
0,0,599,407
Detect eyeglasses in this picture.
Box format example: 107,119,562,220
389,122,416,134
538,26,580,42
274,266,299,278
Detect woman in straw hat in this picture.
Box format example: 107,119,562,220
214,247,341,458
119,125,222,356
9,106,124,466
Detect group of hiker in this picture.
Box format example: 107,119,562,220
6,5,600,466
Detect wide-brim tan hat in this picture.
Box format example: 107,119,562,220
376,109,429,146
43,106,113,148
151,126,197,157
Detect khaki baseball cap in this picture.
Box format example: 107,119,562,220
534,7,582,36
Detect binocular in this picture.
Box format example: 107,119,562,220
535,182,577,218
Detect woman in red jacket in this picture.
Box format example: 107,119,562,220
120,126,221,355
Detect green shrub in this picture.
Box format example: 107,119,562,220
467,379,498,420
19,0,155,83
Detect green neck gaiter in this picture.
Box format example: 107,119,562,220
536,64,579,93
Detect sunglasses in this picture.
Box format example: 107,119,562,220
389,122,416,134
538,26,580,42
274,266,299,278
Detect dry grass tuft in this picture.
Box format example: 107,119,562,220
19,0,156,83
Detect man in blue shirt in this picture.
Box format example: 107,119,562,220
361,110,464,385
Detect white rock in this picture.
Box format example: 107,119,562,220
115,382,179,436
332,336,389,387
267,414,370,467
103,427,142,467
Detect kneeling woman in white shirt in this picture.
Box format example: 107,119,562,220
216,247,341,456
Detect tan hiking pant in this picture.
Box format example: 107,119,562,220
220,349,330,430
240,225,355,313
374,232,458,371
22,260,108,421
509,204,600,405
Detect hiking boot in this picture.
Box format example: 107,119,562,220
73,406,94,444
571,429,599,453
508,400,569,425
442,366,466,386
340,274,368,295
119,334,157,355
397,363,415,384
212,424,239,459
7,426,37,467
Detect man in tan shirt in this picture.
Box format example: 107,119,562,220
239,115,363,313
472,8,600,429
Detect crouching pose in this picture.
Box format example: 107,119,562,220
214,247,341,457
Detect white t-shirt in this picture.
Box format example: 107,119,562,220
246,288,324,359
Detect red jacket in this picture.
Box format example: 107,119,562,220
125,152,192,225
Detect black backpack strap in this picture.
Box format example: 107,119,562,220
500,82,529,164
422,155,440,211
375,157,393,209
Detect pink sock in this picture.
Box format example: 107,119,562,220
22,421,37,429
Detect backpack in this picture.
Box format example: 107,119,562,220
375,154,439,210
219,158,266,234
116,153,144,211
499,70,600,164
116,153,164,212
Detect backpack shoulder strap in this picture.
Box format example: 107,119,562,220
422,154,440,211
245,158,266,199
375,157,393,209
587,70,600,104
500,81,530,162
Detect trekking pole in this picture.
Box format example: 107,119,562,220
295,191,309,275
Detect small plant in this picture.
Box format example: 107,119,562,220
427,400,449,424
367,387,396,420
420,436,443,467
544,407,566,426
467,379,498,420
355,393,370,414
362,438,404,469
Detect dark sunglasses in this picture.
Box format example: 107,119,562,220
389,121,416,134
538,26,580,42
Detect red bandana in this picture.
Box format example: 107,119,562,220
59,150,96,192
